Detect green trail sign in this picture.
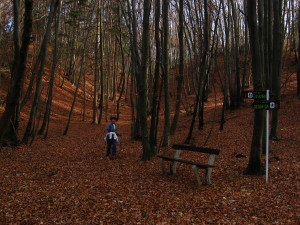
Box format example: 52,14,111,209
243,91,269,99
251,100,280,110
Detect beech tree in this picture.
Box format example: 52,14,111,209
245,0,265,175
161,0,170,147
140,0,152,160
22,0,59,144
170,0,184,136
297,5,300,99
0,0,33,145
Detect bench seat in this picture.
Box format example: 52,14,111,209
157,155,215,169
157,144,220,186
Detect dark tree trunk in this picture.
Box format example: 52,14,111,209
244,0,265,175
270,0,284,140
116,7,126,120
171,0,184,136
39,0,61,137
23,0,59,144
131,0,142,139
149,0,161,151
98,3,104,125
161,0,170,147
63,42,87,135
229,0,241,109
185,0,209,144
246,110,265,175
297,5,300,99
0,0,33,145
92,1,100,124
140,0,153,160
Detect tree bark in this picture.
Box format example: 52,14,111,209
229,0,241,109
150,0,161,151
92,0,100,124
116,7,126,120
161,0,170,147
0,0,33,145
270,0,284,140
185,0,209,144
170,0,184,136
98,2,104,125
297,6,300,99
39,0,61,137
63,41,87,135
23,0,58,144
140,0,152,160
244,0,265,175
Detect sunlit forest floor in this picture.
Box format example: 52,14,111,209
0,62,299,224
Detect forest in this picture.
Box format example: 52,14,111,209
0,0,299,224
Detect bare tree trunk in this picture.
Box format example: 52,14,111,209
297,6,300,99
130,0,142,139
245,0,265,175
140,0,152,160
116,7,126,120
98,3,104,125
149,0,161,151
171,0,184,136
185,0,209,144
270,0,284,140
229,0,241,109
92,2,100,124
162,0,170,147
0,0,33,145
39,0,61,137
63,42,87,135
242,0,250,92
23,0,59,144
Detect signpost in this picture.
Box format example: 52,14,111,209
243,90,280,183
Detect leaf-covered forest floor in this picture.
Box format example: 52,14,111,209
0,63,300,224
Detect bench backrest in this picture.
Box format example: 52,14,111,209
172,144,220,155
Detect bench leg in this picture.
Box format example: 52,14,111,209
171,150,182,174
192,165,202,186
205,168,212,185
160,158,167,175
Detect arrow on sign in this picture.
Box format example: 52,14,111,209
251,100,280,110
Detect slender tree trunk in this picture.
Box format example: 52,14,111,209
116,7,126,120
92,2,100,124
0,0,33,145
98,3,104,125
242,0,249,92
245,0,265,175
140,0,152,160
63,42,87,135
39,0,61,137
229,0,241,109
270,0,284,140
297,6,300,99
23,0,58,144
150,0,161,151
162,0,170,147
130,0,142,139
171,0,184,136
185,0,209,144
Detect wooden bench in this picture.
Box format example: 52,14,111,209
157,144,220,186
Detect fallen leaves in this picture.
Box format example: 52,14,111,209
1,75,300,224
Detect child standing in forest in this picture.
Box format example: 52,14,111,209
104,116,120,159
